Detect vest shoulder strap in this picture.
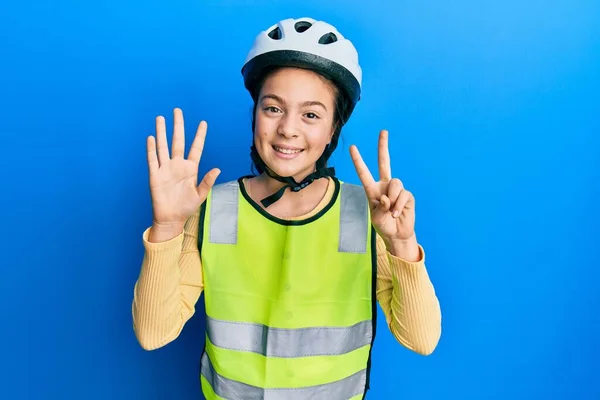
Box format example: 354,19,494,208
207,180,369,253
338,182,369,254
208,180,239,245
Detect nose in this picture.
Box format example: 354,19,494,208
277,114,300,139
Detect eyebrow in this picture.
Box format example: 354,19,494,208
260,94,328,111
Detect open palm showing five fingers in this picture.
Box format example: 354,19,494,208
350,130,416,243
147,108,220,227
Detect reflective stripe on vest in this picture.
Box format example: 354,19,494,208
208,181,239,245
201,352,367,400
208,181,368,253
207,316,372,357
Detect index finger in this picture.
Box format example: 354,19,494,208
350,145,376,188
378,130,391,182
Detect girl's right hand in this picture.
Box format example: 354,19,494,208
146,108,221,230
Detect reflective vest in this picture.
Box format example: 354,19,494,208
198,177,377,400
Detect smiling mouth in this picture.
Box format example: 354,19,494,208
273,145,304,155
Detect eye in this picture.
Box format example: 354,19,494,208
264,106,281,113
304,112,319,119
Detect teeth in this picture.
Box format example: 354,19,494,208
274,146,302,154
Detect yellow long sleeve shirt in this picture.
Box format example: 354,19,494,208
132,178,442,356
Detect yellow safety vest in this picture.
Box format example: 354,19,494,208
198,177,377,400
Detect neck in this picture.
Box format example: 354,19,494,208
252,172,330,210
254,169,327,200
249,159,335,208
262,165,317,189
256,170,311,195
255,172,287,195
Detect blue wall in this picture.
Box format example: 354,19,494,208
1,0,599,399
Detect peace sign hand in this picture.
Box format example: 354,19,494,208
350,130,416,246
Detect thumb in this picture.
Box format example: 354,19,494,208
377,195,391,212
197,168,221,202
371,195,391,226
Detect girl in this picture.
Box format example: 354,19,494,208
133,17,441,400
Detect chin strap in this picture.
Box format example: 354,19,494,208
259,166,336,208
250,144,337,208
250,145,335,208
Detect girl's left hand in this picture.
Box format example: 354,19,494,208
350,130,416,247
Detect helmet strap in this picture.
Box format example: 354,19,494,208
250,145,335,208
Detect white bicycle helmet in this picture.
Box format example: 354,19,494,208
241,17,362,110
242,18,363,208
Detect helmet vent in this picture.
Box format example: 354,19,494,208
318,32,338,44
294,21,312,33
268,27,282,40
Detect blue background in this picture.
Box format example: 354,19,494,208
1,0,599,399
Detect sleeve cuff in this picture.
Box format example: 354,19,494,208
387,244,426,270
142,226,185,251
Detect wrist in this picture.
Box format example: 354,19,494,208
384,234,421,262
148,221,185,243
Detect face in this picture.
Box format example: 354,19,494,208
254,67,337,181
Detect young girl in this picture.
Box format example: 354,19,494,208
133,17,442,399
